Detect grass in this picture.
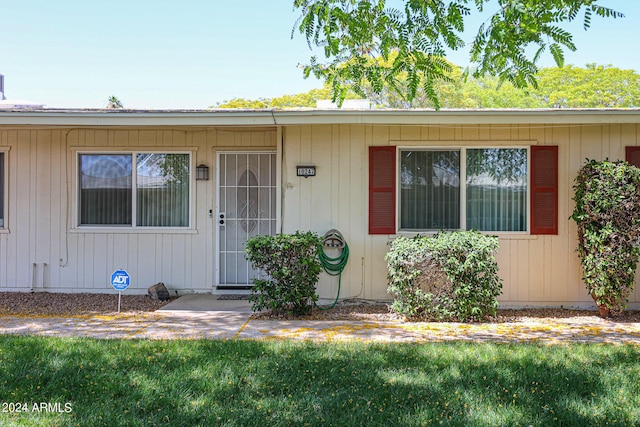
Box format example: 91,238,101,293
0,338,638,426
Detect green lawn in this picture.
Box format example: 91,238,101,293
0,337,638,426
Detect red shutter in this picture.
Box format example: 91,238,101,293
369,146,396,234
626,147,640,167
530,146,558,235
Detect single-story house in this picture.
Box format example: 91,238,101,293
1,108,640,309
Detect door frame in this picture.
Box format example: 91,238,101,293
214,148,281,293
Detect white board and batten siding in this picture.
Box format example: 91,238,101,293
2,119,640,308
283,123,640,307
0,127,276,294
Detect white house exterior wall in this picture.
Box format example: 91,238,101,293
1,114,640,309
0,127,277,294
283,123,640,308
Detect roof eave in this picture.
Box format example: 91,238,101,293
0,108,640,126
0,109,278,127
273,109,640,125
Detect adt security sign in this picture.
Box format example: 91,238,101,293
111,269,130,291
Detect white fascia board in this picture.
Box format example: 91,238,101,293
272,109,640,125
1,108,640,127
0,109,278,127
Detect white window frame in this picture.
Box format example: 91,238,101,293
0,148,8,232
397,145,530,235
74,149,195,231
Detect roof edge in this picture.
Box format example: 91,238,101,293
0,108,640,126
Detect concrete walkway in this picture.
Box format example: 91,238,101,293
1,294,640,344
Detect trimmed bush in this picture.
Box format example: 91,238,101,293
386,231,502,321
246,231,322,315
571,159,640,317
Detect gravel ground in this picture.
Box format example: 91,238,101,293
253,298,640,323
2,292,640,323
0,292,172,316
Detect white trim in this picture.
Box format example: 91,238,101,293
0,147,8,232
215,150,277,289
215,152,222,289
392,140,538,147
73,149,195,230
2,108,640,127
276,126,283,234
397,145,530,234
397,230,539,240
527,146,532,234
459,149,467,231
69,228,198,235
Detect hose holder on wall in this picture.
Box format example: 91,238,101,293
322,229,346,249
316,229,349,310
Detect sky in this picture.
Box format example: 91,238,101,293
1,0,639,109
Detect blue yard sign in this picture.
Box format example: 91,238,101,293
111,269,130,291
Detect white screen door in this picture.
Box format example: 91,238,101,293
217,152,277,288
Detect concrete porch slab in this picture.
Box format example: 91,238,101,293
159,294,252,314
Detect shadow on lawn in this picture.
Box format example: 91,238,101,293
0,338,638,426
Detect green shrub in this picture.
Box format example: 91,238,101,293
246,231,322,315
386,231,502,322
570,159,640,317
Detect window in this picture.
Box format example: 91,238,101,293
369,145,557,235
400,148,527,232
79,153,190,227
0,152,4,228
400,150,461,230
466,148,527,232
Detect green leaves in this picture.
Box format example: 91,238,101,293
294,0,466,108
571,159,640,316
293,0,624,108
386,231,502,322
246,231,322,315
216,63,640,110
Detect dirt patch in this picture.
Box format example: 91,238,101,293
251,298,640,323
0,292,172,316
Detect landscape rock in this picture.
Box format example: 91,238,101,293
148,283,170,301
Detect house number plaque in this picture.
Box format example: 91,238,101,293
296,166,316,178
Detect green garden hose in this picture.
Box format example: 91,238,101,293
314,240,349,310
